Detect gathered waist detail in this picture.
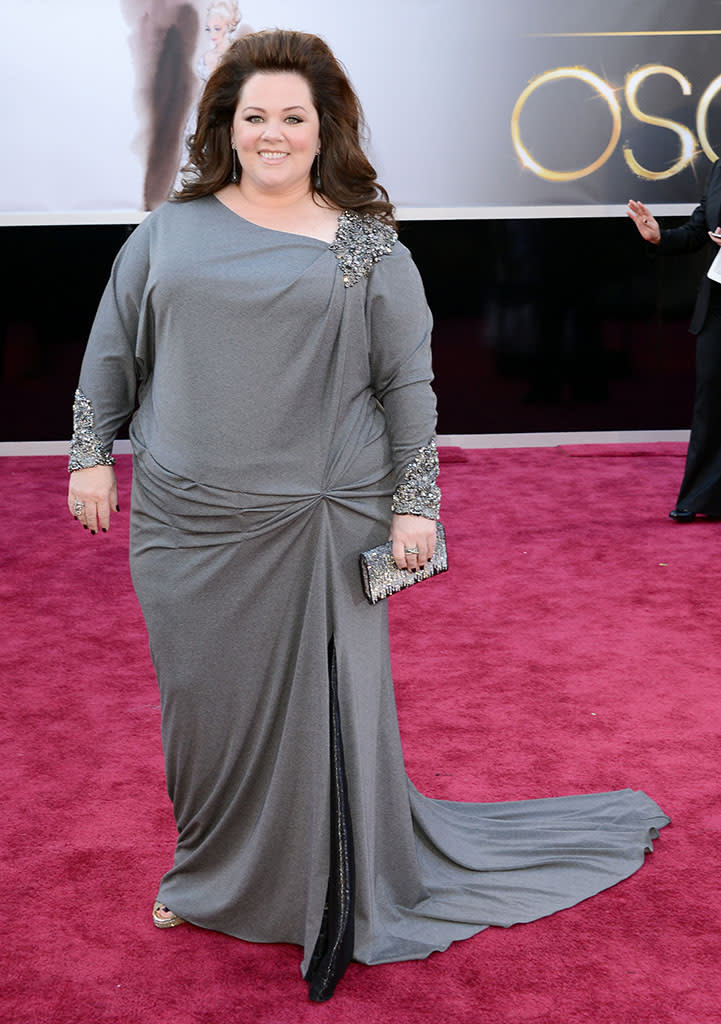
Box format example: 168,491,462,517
131,439,394,542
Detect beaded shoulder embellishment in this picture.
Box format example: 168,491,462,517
329,211,397,288
68,388,115,472
391,439,441,520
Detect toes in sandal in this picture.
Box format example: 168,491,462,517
152,899,186,929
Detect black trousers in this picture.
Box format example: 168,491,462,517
676,293,721,514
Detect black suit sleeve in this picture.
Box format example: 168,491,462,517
659,160,721,254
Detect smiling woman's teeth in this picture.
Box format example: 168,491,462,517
260,152,286,160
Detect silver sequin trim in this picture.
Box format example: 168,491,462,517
68,388,115,472
391,439,441,519
329,211,397,287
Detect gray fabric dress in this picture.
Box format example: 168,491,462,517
70,196,669,992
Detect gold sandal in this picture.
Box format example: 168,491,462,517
152,899,186,929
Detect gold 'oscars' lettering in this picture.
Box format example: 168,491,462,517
697,73,721,161
623,66,696,180
510,68,622,182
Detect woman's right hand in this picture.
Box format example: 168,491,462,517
627,200,661,244
67,465,119,534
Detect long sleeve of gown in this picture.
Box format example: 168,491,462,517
367,242,441,519
68,219,152,471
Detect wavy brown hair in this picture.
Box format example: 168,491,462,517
174,29,395,226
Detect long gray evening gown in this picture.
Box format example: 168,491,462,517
70,195,669,1000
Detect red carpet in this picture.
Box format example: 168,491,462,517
557,442,687,458
1,446,717,1024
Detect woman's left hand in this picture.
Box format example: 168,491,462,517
390,513,437,571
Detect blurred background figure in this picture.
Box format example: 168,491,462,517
629,164,721,522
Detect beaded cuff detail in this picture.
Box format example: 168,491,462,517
330,211,397,288
68,388,115,472
391,439,441,519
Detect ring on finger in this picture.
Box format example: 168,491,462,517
404,545,420,554
72,500,85,516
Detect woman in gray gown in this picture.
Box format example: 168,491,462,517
67,29,669,1003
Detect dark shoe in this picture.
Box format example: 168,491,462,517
669,507,696,522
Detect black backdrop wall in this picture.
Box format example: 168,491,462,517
0,217,707,442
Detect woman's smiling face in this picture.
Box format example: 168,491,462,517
231,72,321,196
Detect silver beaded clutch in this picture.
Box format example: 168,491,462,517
359,523,448,605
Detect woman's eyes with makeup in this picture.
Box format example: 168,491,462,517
244,114,304,124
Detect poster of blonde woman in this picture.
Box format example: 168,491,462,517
172,3,254,196
123,2,253,208
177,4,254,191
200,2,252,76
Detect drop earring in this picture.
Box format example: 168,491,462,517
314,152,322,191
230,146,239,184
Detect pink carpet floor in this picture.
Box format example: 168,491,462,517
1,443,717,1024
